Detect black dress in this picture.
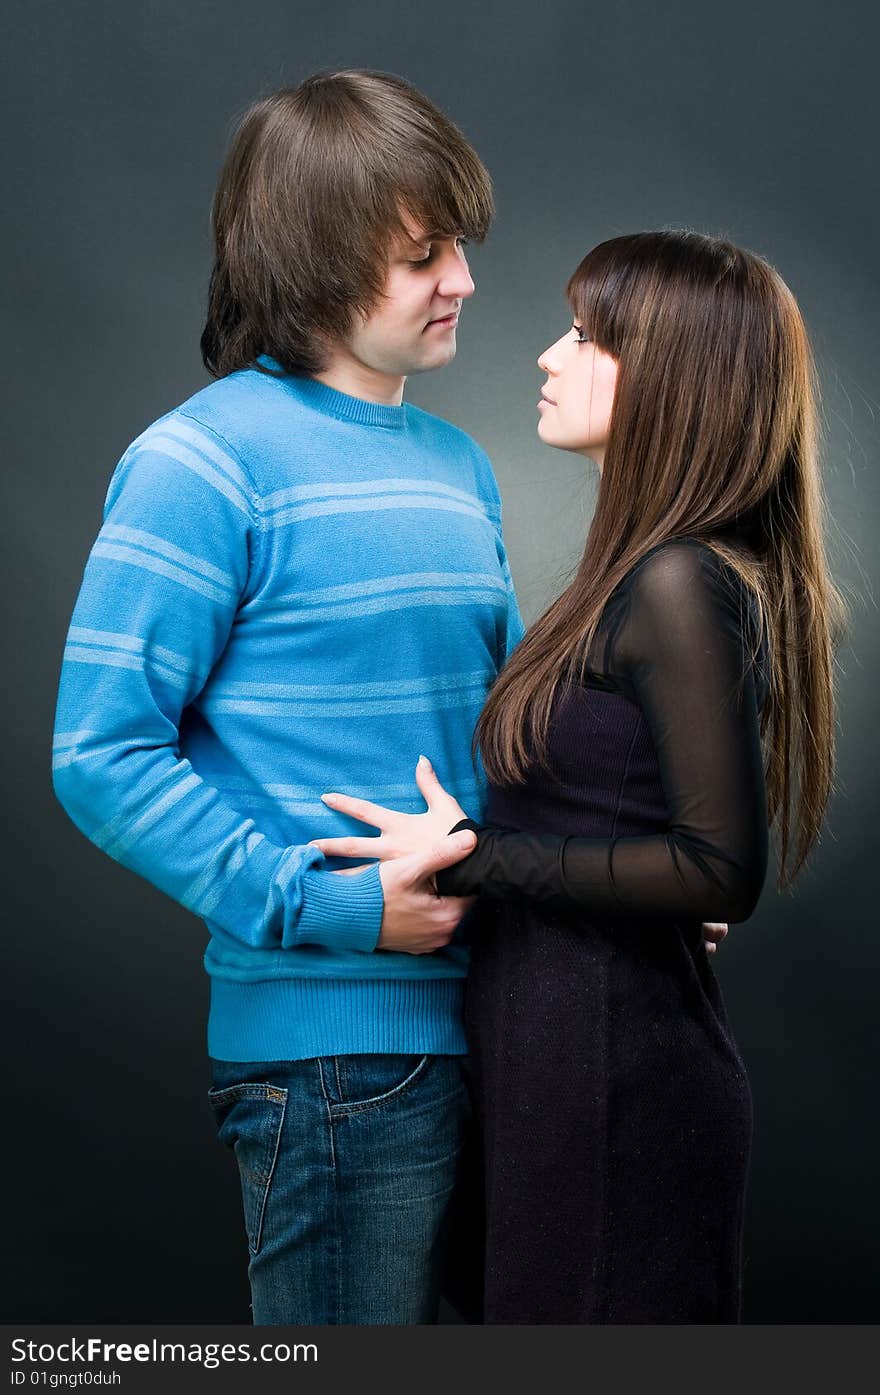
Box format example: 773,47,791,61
436,538,770,1325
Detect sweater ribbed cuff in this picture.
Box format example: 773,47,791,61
294,863,384,953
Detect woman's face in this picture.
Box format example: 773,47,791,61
536,323,619,469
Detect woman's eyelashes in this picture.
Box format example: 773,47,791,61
572,324,592,343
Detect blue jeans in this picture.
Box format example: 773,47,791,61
208,1053,472,1324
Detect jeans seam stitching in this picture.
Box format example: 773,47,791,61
250,1089,287,1256
316,1058,336,1168
315,1059,341,1323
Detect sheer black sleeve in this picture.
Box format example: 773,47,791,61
436,542,769,923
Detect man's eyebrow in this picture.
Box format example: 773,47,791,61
399,229,453,252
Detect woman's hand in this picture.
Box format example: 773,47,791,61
703,922,728,953
309,755,471,863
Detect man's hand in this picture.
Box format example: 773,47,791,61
376,832,477,954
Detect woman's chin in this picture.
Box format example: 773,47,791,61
537,418,584,454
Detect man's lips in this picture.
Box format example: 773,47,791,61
426,312,460,328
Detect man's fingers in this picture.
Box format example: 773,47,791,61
320,791,392,829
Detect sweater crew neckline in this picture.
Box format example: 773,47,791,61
256,355,407,430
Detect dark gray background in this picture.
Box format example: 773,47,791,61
4,0,878,1322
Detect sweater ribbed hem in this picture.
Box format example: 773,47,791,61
207,974,467,1062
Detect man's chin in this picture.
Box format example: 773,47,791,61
406,340,458,376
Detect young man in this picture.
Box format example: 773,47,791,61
52,71,520,1325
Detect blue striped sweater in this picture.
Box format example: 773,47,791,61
52,358,523,1061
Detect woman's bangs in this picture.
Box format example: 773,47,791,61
565,252,625,352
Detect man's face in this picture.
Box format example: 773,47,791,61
342,220,476,379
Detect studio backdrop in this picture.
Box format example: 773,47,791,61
4,0,878,1322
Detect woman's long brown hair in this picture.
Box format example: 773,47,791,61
475,231,848,889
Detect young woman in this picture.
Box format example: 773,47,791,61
311,231,846,1323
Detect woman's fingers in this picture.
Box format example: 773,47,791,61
414,754,439,807
415,754,456,810
703,921,728,942
310,835,392,860
320,792,395,829
702,921,728,953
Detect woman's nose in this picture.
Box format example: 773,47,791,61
539,331,569,374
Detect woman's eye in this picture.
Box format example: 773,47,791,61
572,325,591,343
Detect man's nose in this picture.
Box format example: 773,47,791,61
437,250,475,300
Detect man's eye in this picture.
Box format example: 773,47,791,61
409,237,469,267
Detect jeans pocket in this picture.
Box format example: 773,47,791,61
208,1081,288,1256
324,1053,432,1116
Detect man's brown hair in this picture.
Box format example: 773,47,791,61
201,70,494,378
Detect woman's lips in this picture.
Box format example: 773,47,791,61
537,393,556,410
426,313,459,329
